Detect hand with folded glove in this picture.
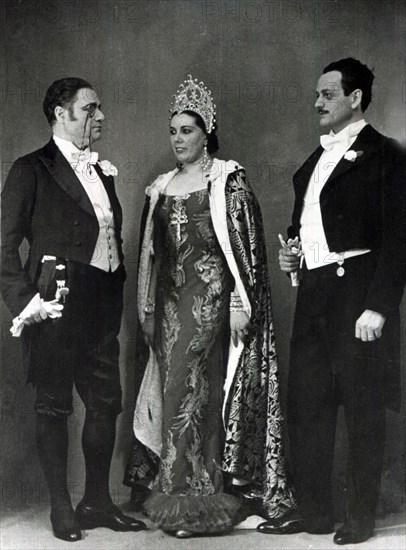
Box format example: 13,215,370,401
10,293,64,337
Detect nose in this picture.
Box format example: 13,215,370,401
174,132,183,143
315,95,323,109
94,108,105,122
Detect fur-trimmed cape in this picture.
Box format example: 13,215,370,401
131,159,295,519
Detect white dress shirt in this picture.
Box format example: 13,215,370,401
53,135,120,272
300,120,371,270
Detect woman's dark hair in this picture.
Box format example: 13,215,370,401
43,77,93,125
323,58,374,112
172,110,219,154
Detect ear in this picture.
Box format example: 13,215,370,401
54,105,65,122
351,89,362,110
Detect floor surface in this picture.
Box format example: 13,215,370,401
1,500,405,550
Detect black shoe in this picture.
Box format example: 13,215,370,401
230,485,266,518
176,529,193,538
334,522,374,545
257,510,305,534
164,529,194,538
76,501,147,532
51,506,82,542
257,510,334,535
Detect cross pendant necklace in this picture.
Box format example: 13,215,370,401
170,196,189,241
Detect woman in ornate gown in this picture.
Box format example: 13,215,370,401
124,76,295,537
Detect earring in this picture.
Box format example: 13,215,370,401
201,144,210,171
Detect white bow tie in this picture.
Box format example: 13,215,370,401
320,132,351,151
71,150,99,165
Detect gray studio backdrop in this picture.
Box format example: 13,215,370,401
1,0,405,517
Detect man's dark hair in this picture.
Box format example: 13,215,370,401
323,58,374,111
43,77,93,125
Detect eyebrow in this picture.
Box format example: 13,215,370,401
82,102,100,109
316,88,337,95
170,125,194,129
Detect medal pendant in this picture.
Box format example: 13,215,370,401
336,266,345,277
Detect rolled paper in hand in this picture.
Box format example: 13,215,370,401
290,270,300,287
278,234,302,287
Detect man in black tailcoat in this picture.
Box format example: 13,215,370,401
257,58,406,545
1,78,146,541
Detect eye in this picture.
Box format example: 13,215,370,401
85,105,97,117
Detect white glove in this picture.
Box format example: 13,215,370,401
10,293,64,337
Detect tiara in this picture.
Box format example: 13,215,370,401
169,75,216,133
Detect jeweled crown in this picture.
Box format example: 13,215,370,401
169,75,216,133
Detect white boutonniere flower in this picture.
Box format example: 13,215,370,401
98,160,118,177
344,150,363,162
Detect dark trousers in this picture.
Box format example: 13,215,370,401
288,255,387,527
24,261,125,415
24,261,125,509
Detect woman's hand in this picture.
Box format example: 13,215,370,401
142,314,155,349
230,310,249,347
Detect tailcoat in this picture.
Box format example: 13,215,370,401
286,124,406,525
1,139,125,402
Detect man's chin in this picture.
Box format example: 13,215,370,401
319,118,330,129
91,133,102,143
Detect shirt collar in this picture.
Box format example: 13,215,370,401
330,119,367,140
53,135,91,163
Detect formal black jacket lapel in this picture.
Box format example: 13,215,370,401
293,146,324,201
321,124,381,191
38,139,96,218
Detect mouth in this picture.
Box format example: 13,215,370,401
318,111,328,116
175,147,186,153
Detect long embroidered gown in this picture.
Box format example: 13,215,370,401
143,188,242,532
